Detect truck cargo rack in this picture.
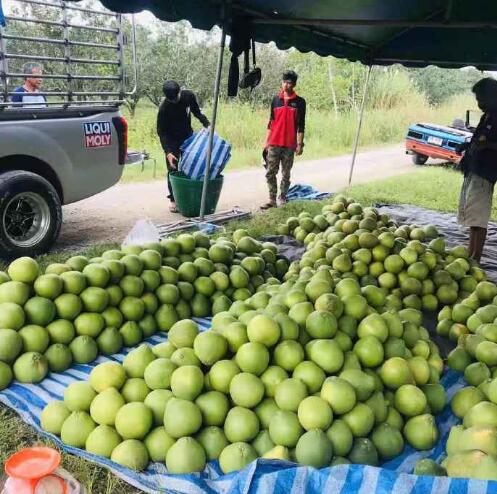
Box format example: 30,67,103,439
0,0,137,109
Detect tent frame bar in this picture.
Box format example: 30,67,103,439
199,17,226,220
348,65,373,189
253,18,497,29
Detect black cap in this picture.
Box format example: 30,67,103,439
163,80,180,101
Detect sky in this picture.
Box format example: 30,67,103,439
2,0,174,26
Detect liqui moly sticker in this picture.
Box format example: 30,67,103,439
84,121,112,148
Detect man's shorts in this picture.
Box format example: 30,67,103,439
458,173,495,228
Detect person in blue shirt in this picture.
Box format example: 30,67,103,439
11,62,47,108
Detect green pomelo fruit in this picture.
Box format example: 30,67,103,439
320,376,356,414
292,361,325,394
235,342,269,375
0,328,22,363
90,361,126,392
209,359,240,394
164,398,202,438
171,347,201,368
230,372,264,408
111,439,149,471
297,396,333,431
85,425,122,458
115,402,153,440
463,401,497,428
41,400,71,435
224,406,260,443
144,389,173,426
45,343,73,372
218,442,257,474
60,411,96,447
403,414,438,450
371,423,404,459
326,419,353,457
195,391,229,426
269,409,303,447
394,384,427,417
247,314,281,347
275,378,308,412
123,344,156,378
97,327,124,355
69,336,98,364
194,331,228,366
121,378,151,403
307,339,344,373
13,351,48,383
197,426,229,461
451,386,485,419
145,426,175,463
90,387,125,426
295,429,333,468
144,358,177,391
8,256,39,283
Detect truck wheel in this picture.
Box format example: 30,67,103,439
0,171,62,259
412,153,428,165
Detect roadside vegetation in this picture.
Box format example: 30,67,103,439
123,94,474,182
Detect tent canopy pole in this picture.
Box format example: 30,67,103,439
347,64,373,190
199,21,226,220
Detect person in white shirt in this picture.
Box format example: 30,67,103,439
11,62,47,108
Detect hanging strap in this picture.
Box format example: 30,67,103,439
243,47,250,74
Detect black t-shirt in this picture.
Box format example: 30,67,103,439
464,112,497,183
156,89,210,154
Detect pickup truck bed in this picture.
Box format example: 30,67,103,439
0,106,129,257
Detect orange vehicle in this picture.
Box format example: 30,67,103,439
405,112,475,165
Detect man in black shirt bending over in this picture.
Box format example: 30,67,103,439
157,81,210,212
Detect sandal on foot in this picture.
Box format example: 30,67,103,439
169,203,178,213
260,201,277,210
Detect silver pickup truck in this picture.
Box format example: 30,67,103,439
0,107,129,257
0,0,138,257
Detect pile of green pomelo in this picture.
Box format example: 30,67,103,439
3,195,497,479
0,231,287,389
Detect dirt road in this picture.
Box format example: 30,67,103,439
58,144,414,250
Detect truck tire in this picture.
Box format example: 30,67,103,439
0,171,62,259
412,153,428,165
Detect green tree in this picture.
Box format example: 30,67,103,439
408,66,482,106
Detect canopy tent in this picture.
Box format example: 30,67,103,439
88,0,497,70
76,0,497,217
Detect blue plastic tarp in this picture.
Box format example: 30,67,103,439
0,0,5,26
0,317,495,494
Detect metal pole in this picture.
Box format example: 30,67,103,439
199,25,226,220
0,23,8,106
347,65,373,188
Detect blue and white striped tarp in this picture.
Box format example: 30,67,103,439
0,318,495,494
180,130,231,180
0,0,5,26
286,184,332,202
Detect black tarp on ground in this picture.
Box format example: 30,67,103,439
377,204,497,283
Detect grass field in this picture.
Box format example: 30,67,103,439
1,165,493,493
123,94,475,182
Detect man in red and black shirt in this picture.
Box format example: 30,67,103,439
261,70,306,209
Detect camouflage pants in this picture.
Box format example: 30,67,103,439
265,146,295,201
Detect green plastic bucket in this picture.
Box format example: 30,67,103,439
170,172,224,218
